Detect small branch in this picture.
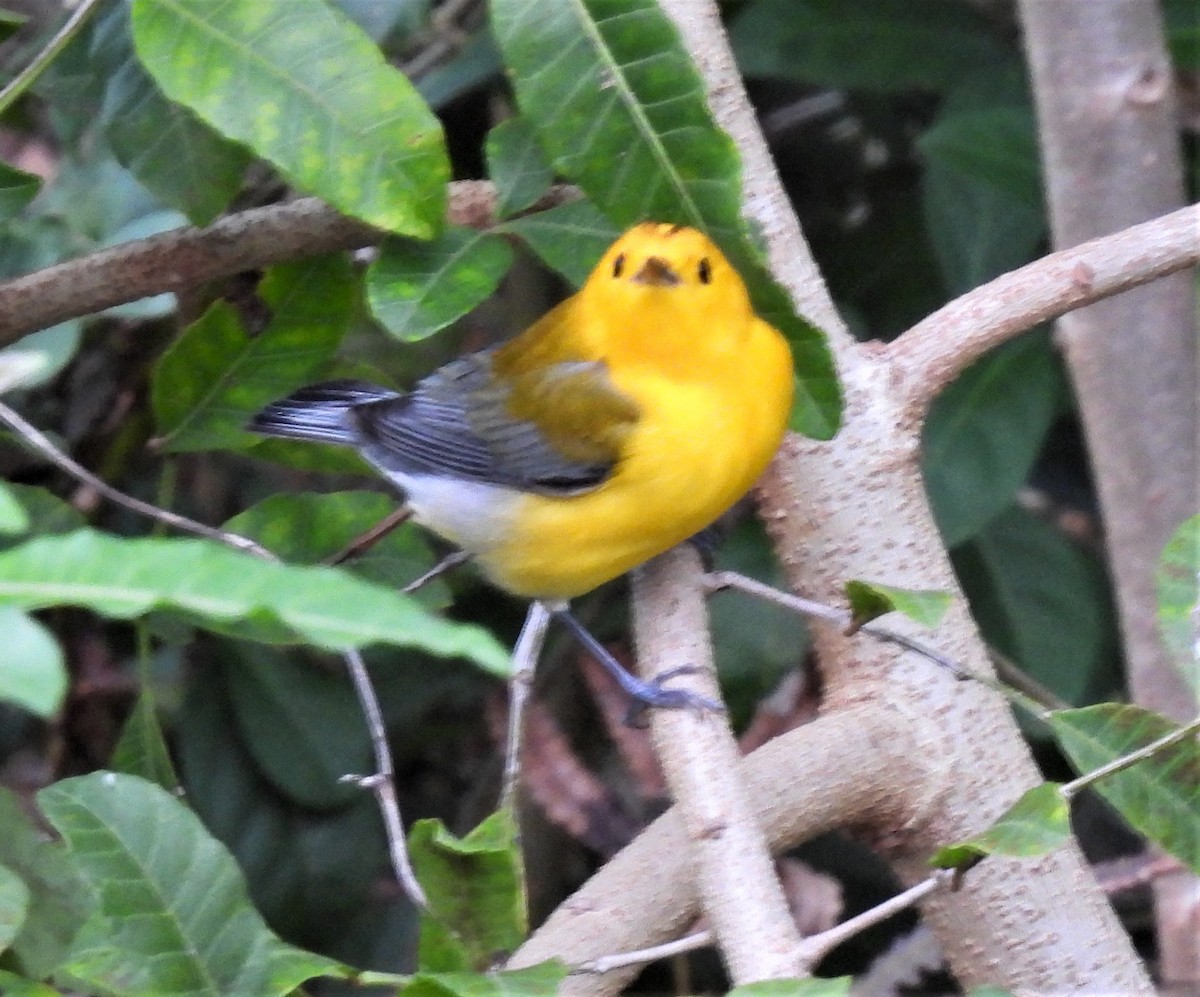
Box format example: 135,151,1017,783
890,204,1200,423
0,182,578,348
631,547,805,984
1060,713,1200,800
576,930,712,976
0,0,105,114
796,872,952,968
325,506,413,565
401,550,472,594
501,601,552,813
0,402,427,908
0,400,273,557
339,649,428,909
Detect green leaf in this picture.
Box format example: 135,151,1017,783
0,482,30,535
1050,704,1200,874
0,969,62,996
931,783,1071,869
130,0,449,236
173,666,389,939
919,107,1042,210
417,30,502,109
0,529,511,673
0,162,41,221
499,198,620,288
0,789,95,979
491,0,840,439
367,227,514,342
1156,514,1199,697
1165,0,1200,69
403,962,568,997
845,580,952,629
0,863,31,953
486,118,554,218
110,691,179,791
0,608,66,718
89,1,248,224
220,642,370,810
152,254,355,452
730,0,1014,92
952,506,1120,706
39,773,349,995
0,486,85,551
923,332,1067,547
224,490,451,607
728,979,853,997
411,811,526,972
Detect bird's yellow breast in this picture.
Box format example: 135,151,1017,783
479,312,793,599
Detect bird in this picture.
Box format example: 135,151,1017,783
248,222,795,711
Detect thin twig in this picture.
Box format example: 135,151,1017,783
576,930,713,975
573,872,954,977
325,506,413,564
401,0,484,79
501,601,552,812
402,550,472,594
0,398,428,907
1060,713,1200,800
796,872,952,968
0,400,273,557
0,0,105,114
339,648,428,909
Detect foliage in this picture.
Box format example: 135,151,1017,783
0,0,1192,992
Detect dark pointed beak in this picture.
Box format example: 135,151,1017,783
630,256,682,287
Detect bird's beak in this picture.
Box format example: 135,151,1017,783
630,256,682,287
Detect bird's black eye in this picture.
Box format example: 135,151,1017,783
698,257,713,284
612,254,625,278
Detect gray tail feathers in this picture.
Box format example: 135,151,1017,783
246,379,402,446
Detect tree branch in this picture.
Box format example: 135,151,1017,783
890,203,1200,425
0,182,576,348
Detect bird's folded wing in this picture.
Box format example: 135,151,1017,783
353,353,640,496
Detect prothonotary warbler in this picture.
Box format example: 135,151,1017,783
249,222,794,710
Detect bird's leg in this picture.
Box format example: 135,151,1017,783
549,606,724,718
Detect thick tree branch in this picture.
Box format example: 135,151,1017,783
0,182,576,348
1019,1,1199,982
510,706,921,994
890,203,1200,424
630,547,805,984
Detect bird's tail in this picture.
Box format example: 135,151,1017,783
246,380,401,445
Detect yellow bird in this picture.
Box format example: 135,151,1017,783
249,222,794,709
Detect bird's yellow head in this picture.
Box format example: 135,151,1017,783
580,223,755,350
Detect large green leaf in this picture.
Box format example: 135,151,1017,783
39,774,349,995
0,790,94,979
730,0,1014,92
87,1,249,225
1050,705,1199,874
923,332,1067,547
1156,514,1199,697
486,117,554,219
500,199,620,288
220,642,371,810
412,811,526,972
131,0,449,236
152,254,354,452
110,691,179,792
0,863,31,954
0,608,67,718
0,529,511,673
367,227,514,342
952,507,1120,706
491,0,840,438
